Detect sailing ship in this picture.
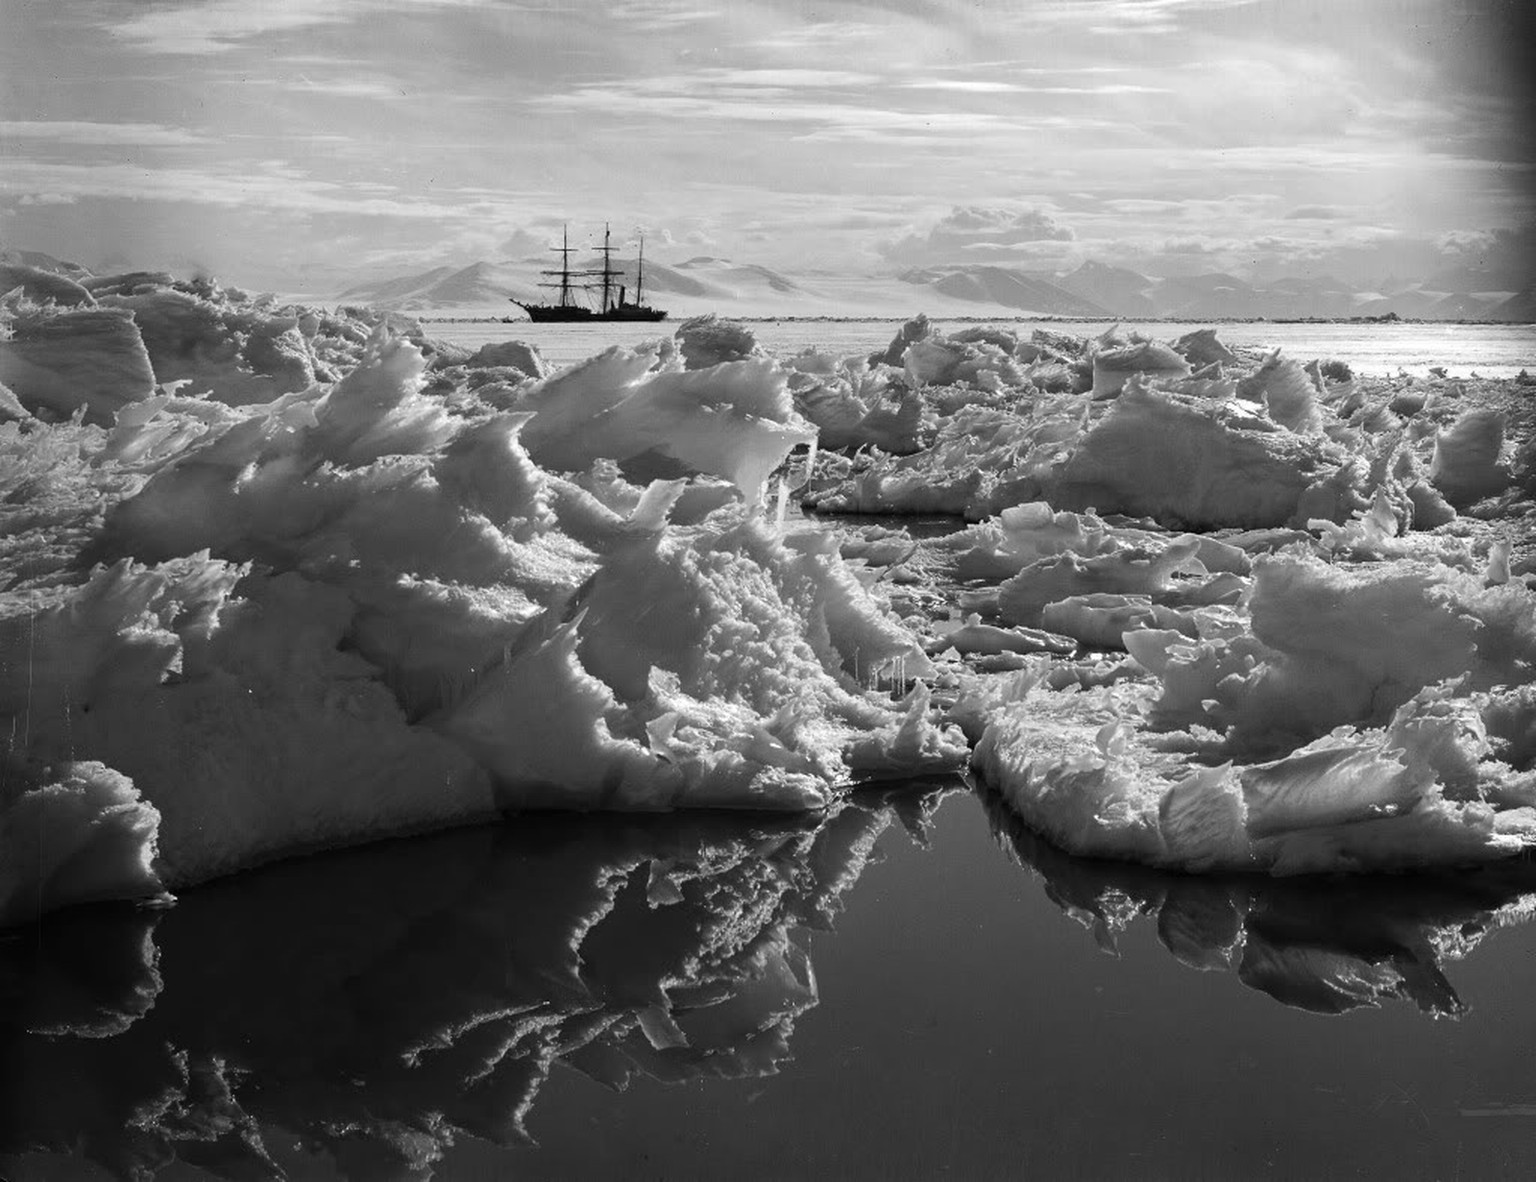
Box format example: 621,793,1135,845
509,223,667,322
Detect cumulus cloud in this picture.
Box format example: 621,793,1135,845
881,205,1076,264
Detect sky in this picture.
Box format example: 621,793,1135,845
2,0,1533,294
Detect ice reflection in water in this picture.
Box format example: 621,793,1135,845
0,782,954,1181
986,789,1536,1017
9,780,1536,1179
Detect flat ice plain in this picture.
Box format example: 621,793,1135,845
2,265,1535,1179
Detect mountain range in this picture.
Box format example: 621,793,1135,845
334,254,1534,322
5,246,1530,321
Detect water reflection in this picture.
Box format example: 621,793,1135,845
986,790,1536,1017
0,783,956,1181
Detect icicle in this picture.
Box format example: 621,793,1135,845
773,475,789,532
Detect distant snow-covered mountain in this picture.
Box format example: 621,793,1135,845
897,266,1112,316
325,252,1533,321
332,253,818,315
1055,261,1157,317
336,261,537,310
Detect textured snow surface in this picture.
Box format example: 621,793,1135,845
0,281,965,924
2,283,1533,924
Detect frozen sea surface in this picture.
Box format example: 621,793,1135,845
423,317,1536,378
4,786,1536,1181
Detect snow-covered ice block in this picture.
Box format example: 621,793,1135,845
1236,352,1325,434
0,762,164,927
1049,377,1351,528
996,537,1206,627
0,263,95,308
974,681,1536,875
1091,340,1190,398
0,305,156,424
434,519,967,811
519,350,815,502
98,284,317,406
1430,407,1510,507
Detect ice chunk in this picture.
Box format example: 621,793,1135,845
974,680,1536,874
1050,377,1351,528
1430,407,1510,507
1172,328,1238,368
99,284,317,405
792,373,928,454
871,313,933,367
926,614,1077,657
1090,340,1191,398
2,559,496,888
519,352,816,502
0,762,164,926
943,502,1115,580
997,537,1205,627
0,305,156,424
675,315,759,369
464,338,549,378
1236,351,1324,434
0,262,95,308
1044,594,1196,650
435,519,964,810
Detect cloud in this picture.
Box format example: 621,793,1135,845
107,0,492,56
1284,205,1348,220
0,121,209,146
1024,0,1263,35
0,159,465,220
1160,237,1233,256
903,80,1168,95
607,0,721,30
881,205,1077,264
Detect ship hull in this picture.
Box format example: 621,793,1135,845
514,302,667,323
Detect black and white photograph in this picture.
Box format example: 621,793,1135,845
2,1,1535,1178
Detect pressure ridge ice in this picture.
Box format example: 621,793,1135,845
3,280,1534,925
1,280,966,925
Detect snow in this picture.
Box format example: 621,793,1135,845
0,304,156,424
1,277,966,924
2,274,1534,927
970,549,1536,874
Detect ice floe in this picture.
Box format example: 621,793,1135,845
2,279,1533,926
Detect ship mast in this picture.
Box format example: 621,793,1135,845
536,224,577,308
636,232,645,309
597,222,619,314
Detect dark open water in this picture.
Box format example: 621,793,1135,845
6,784,1536,1181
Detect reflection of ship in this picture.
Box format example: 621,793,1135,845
510,223,667,322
